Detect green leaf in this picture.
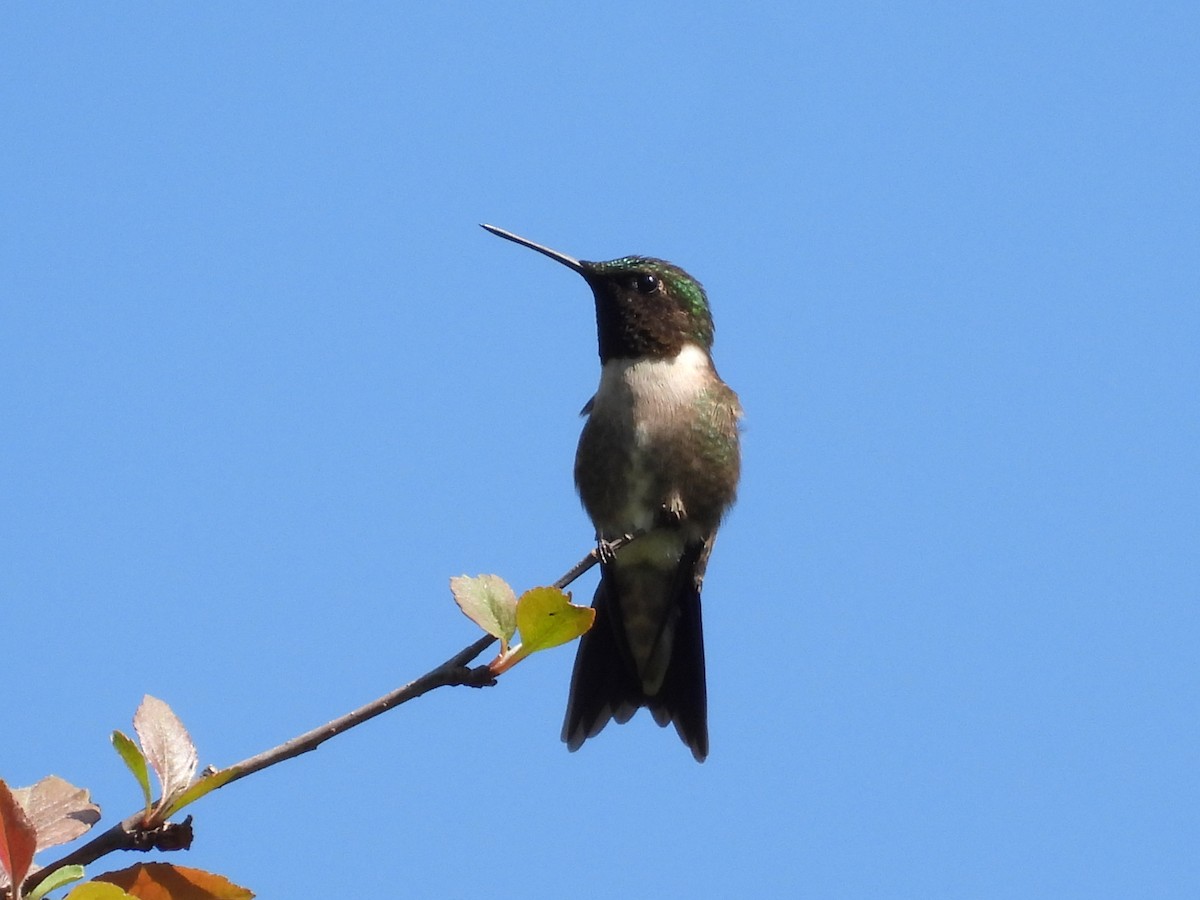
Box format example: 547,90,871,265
111,731,153,817
450,574,518,652
490,587,594,674
28,864,86,900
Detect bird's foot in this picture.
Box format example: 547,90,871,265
596,537,619,565
596,533,636,565
658,492,687,526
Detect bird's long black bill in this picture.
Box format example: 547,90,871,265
480,223,585,273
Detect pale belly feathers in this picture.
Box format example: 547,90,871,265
578,343,717,565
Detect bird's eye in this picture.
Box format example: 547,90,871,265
633,273,659,294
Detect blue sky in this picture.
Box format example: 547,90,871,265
2,3,1196,897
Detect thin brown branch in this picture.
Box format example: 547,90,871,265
222,633,501,786
25,534,638,894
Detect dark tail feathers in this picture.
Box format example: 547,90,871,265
561,554,708,762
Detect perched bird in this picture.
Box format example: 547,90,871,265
482,224,742,762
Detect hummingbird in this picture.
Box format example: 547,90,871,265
482,224,742,762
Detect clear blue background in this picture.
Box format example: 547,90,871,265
3,3,1196,898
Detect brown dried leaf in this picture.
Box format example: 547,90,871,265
12,775,101,851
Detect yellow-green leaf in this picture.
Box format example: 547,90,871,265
516,586,594,652
160,767,239,819
65,883,135,899
490,587,594,674
28,865,86,900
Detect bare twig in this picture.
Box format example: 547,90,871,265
25,535,640,893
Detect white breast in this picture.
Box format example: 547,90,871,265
587,343,712,536
591,343,711,426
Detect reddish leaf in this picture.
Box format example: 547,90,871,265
133,696,198,815
97,863,253,899
13,775,101,850
0,779,37,891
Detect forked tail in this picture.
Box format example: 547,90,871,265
561,545,708,762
